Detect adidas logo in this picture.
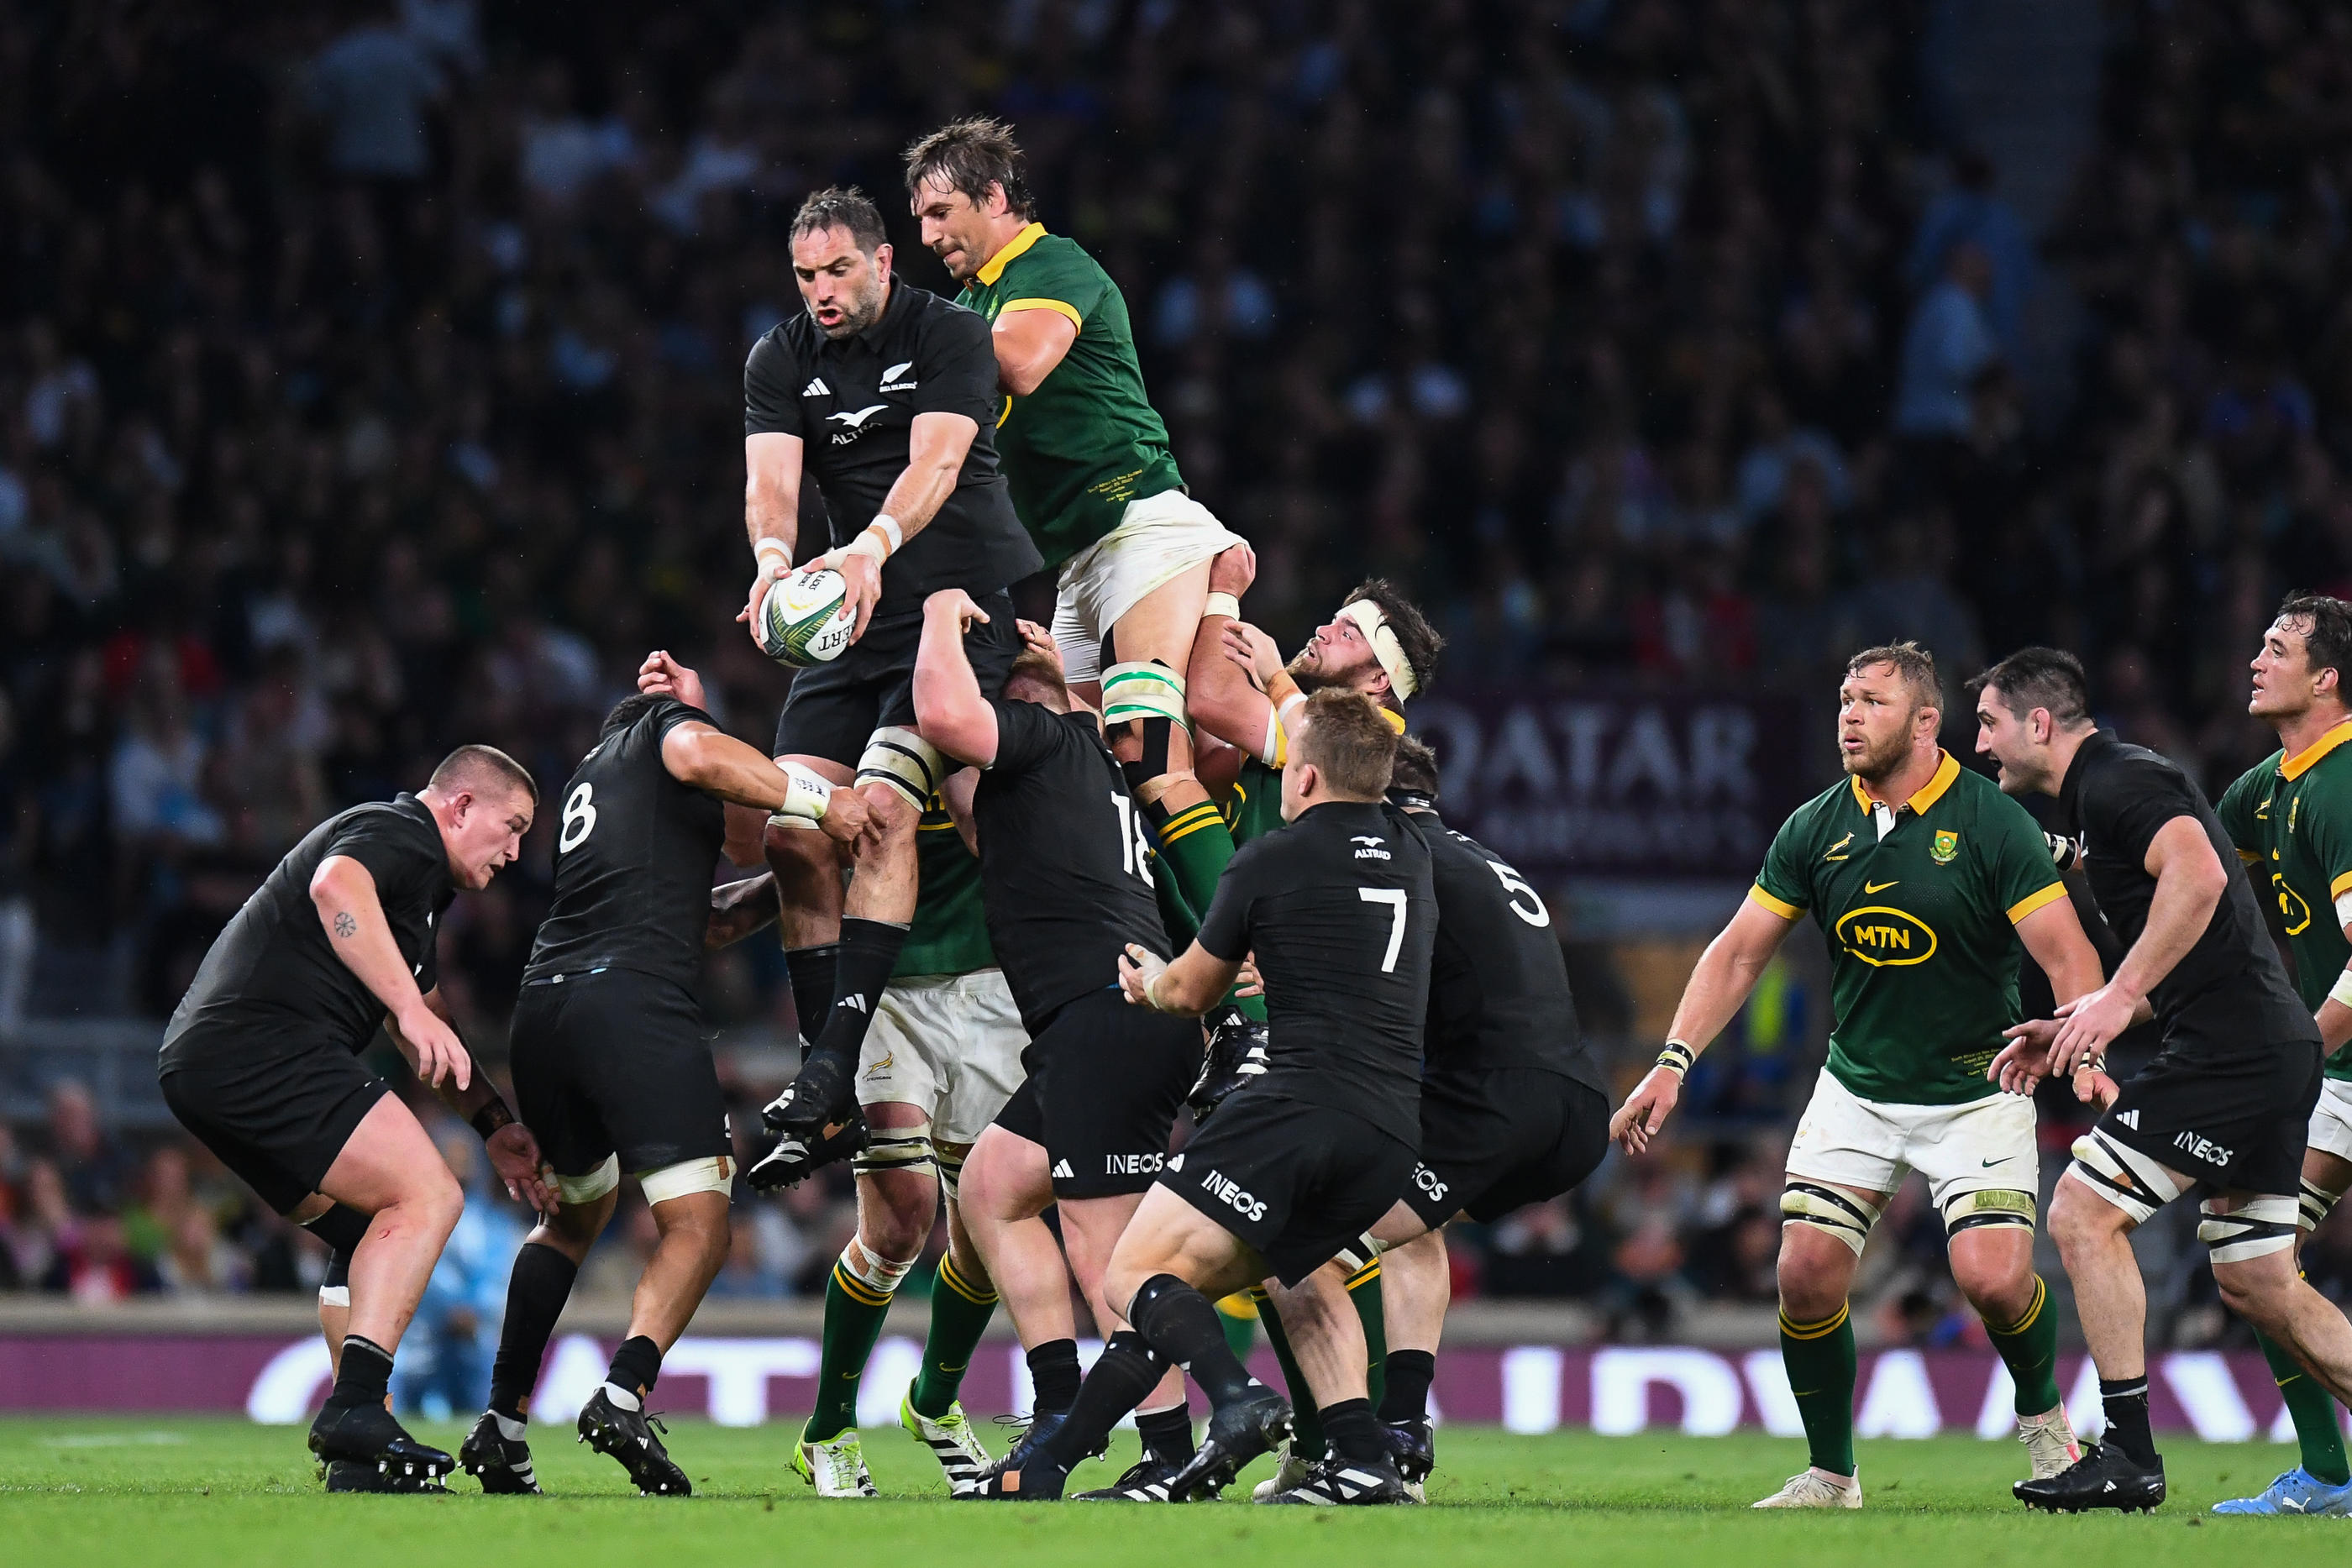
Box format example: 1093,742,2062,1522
1051,1159,1074,1179
2116,1109,2139,1130
802,376,829,396
837,994,869,1013
1166,1153,1184,1172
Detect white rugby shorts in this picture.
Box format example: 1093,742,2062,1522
1052,488,1244,686
857,968,1027,1146
1785,1067,2039,1210
2307,1075,2352,1164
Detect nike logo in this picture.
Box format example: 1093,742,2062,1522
827,404,889,428
1865,880,1898,894
1982,1156,2009,1167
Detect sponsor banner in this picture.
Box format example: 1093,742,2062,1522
1409,692,1814,882
0,1336,2308,1440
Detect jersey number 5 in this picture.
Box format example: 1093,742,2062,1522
559,782,597,852
1359,887,1408,973
1487,858,1551,927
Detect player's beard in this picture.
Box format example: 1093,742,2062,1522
1842,725,1912,787
816,275,889,339
1285,648,1331,693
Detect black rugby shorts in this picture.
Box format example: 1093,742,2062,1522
160,1041,390,1216
510,968,733,1182
1403,1069,1611,1228
991,989,1199,1198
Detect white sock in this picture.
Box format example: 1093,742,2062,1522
492,1411,528,1441
601,1381,642,1412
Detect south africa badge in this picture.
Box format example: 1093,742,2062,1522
1930,829,1958,864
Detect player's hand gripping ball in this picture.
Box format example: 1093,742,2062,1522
755,567,858,667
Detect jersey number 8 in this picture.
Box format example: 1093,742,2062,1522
559,782,597,852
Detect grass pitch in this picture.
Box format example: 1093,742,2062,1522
3,1417,2345,1567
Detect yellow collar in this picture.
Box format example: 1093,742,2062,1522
975,222,1047,286
2281,719,2352,781
1850,749,1961,817
1381,706,1407,735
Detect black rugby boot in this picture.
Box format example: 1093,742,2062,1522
576,1387,691,1496
2013,1441,2166,1513
1164,1387,1292,1501
459,1410,543,1495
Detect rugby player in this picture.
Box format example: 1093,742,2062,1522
157,746,554,1488
741,186,1042,1167
1186,550,1443,1487
1977,647,2352,1513
1244,737,1612,1504
2212,595,2352,1514
1615,644,2105,1509
455,654,868,1496
783,777,1021,1498
910,591,1206,1500
966,690,1434,1503
905,118,1247,1006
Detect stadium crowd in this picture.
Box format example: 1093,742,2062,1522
5,0,2352,1364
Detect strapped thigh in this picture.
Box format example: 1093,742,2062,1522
1780,1180,1885,1256
1940,1187,2037,1238
853,1117,939,1182
2199,1193,2301,1263
856,725,945,810
2065,1130,2184,1225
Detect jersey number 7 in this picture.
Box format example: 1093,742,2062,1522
1359,887,1408,973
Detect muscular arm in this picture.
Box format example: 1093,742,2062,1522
993,307,1078,397
876,412,979,541
912,592,1000,767
2113,815,2228,1004
397,988,507,1124
744,432,805,564
1611,897,1793,1151
2323,912,2352,1052
706,872,780,950
1188,611,1275,756
310,855,435,1039
2015,896,2105,1006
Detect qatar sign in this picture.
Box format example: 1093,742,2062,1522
0,1335,2317,1440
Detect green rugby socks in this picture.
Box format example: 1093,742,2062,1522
1780,1302,1856,1476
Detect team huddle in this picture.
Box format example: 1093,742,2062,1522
154,118,2352,1517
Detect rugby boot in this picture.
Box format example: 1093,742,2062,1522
1165,1386,1292,1501
2211,1466,2352,1515
749,1111,869,1192
1072,1455,1190,1502
795,1427,878,1497
961,1447,1067,1501
1249,1441,1315,1502
324,1459,449,1494
2015,1407,2082,1482
307,1400,454,1483
1263,1454,1414,1506
2013,1441,2165,1513
901,1388,991,1495
1385,1417,1435,1503
459,1410,543,1495
1189,1008,1270,1123
1751,1469,1862,1508
576,1386,691,1496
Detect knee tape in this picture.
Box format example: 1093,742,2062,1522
638,1155,734,1206
1103,661,1189,779
1331,1230,1384,1277
853,1120,938,1179
1941,1188,2037,1238
856,725,945,810
556,1153,622,1207
2200,1194,2302,1263
835,1240,920,1304
2066,1130,2184,1225
301,1202,371,1256
1781,1181,1884,1256
934,1141,969,1199
2302,1177,2344,1232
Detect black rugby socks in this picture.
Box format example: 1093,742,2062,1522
1040,1330,1167,1471
1380,1349,1436,1425
784,942,839,1046
1319,1398,1388,1466
328,1335,394,1411
810,919,907,1065
1137,1399,1196,1467
1027,1337,1084,1415
489,1242,580,1422
1127,1273,1260,1406
606,1335,663,1405
2099,1375,2158,1467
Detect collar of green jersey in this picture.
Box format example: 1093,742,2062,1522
976,223,1049,286
2281,719,2352,781
1846,748,1961,819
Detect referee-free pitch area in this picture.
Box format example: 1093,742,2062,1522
3,1419,2347,1568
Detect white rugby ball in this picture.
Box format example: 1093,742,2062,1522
757,567,857,667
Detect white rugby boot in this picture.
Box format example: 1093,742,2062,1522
2016,1406,2083,1481
1751,1469,1862,1508
795,1426,879,1497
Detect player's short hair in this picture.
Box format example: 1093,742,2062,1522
1388,734,1441,805
600,693,663,740
1003,647,1068,711
1844,642,1941,714
428,743,538,805
790,186,888,254
903,116,1034,219
1297,689,1399,800
2277,591,2352,697
1967,646,2093,728
1341,580,1444,704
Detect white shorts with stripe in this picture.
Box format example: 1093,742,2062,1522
856,968,1028,1147
1051,489,1243,686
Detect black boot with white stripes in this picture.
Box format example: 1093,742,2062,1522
1263,1454,1415,1506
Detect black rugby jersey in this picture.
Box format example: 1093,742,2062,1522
2058,729,2317,1059
1412,809,1605,1094
160,794,451,1068
1196,800,1436,1144
743,281,1042,621
524,697,726,992
974,699,1169,1032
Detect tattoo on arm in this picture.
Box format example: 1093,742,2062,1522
333,911,356,938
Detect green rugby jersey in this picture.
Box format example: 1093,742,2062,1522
2217,719,2352,1078
956,223,1184,569
1213,703,1408,848
1751,752,2066,1105
894,793,994,979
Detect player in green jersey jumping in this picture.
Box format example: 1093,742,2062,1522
1614,643,2106,1509
2212,593,2352,1516
904,118,1251,1020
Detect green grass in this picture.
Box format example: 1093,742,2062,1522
1,1418,2346,1566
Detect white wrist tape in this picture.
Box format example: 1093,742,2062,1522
768,760,836,830
1205,592,1242,621
843,529,890,566
2337,889,2352,931
753,538,793,576
2331,962,2352,1011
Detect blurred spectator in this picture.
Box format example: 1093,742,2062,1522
46,1080,132,1215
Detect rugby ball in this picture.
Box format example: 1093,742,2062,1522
757,567,857,667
